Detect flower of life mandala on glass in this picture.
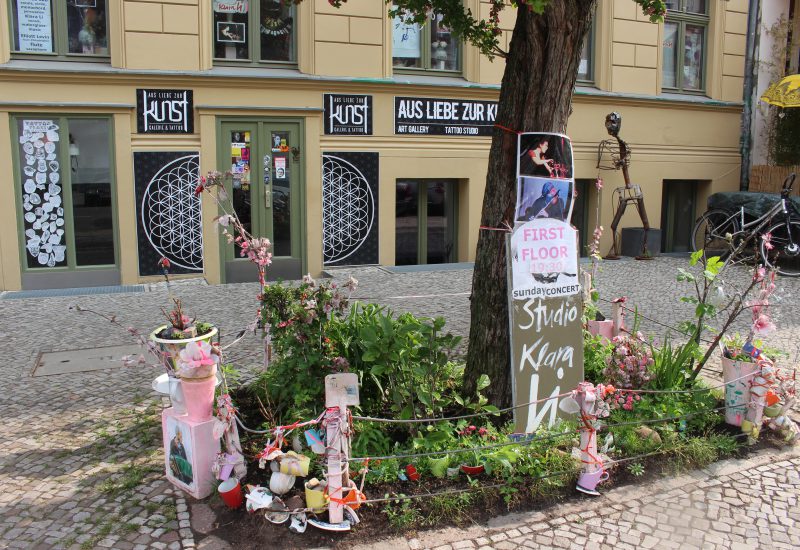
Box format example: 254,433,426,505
322,155,375,264
141,155,204,271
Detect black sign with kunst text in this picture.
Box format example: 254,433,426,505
137,89,194,134
324,94,373,135
394,96,498,136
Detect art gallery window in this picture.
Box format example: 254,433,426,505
213,0,297,65
392,9,461,73
13,116,117,278
395,179,458,266
9,0,109,59
662,0,708,93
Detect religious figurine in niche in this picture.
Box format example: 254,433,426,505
596,112,652,259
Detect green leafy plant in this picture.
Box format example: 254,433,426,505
627,461,645,477
583,332,612,384
648,336,698,390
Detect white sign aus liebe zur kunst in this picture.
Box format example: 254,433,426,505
508,132,584,434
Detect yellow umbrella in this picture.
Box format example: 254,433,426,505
760,74,800,108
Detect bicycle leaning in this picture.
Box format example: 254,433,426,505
691,173,800,276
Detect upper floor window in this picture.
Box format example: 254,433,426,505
577,23,594,84
10,0,109,58
662,0,708,92
392,11,460,73
213,0,296,64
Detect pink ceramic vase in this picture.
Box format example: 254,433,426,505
180,375,216,422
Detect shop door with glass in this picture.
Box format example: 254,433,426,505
395,179,457,266
220,120,303,282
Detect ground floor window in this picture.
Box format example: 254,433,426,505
661,179,698,253
15,116,116,270
395,179,457,266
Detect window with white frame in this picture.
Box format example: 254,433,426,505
662,0,709,92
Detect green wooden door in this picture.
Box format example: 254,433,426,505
219,120,303,282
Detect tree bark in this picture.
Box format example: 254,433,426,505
464,1,596,407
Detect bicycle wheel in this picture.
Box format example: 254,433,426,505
691,209,738,258
760,220,800,277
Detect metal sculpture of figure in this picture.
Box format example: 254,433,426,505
596,112,652,259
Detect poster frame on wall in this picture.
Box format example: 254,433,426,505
134,151,204,276
321,151,380,267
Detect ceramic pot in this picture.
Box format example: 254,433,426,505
180,372,217,422
460,464,485,475
149,324,218,371
269,472,296,495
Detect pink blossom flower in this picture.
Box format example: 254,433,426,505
761,232,774,251
752,314,776,335
595,178,603,191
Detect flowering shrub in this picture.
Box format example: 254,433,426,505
257,275,356,420
602,333,653,390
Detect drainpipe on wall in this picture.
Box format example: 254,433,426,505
740,0,762,191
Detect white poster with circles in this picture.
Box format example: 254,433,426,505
18,119,66,268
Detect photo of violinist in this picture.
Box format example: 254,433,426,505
518,133,573,179
515,177,574,223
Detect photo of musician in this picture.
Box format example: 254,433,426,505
518,133,573,179
515,177,573,223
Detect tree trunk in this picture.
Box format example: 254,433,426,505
464,1,596,407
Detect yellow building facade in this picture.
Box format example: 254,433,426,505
0,0,748,290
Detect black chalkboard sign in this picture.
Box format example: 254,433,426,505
137,89,194,134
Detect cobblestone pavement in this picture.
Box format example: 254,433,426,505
0,256,798,549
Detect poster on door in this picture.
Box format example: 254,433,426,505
134,151,204,276
322,152,379,266
18,119,66,268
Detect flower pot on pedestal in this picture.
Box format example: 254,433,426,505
150,324,218,371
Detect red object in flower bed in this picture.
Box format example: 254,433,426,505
405,464,420,481
460,464,485,475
